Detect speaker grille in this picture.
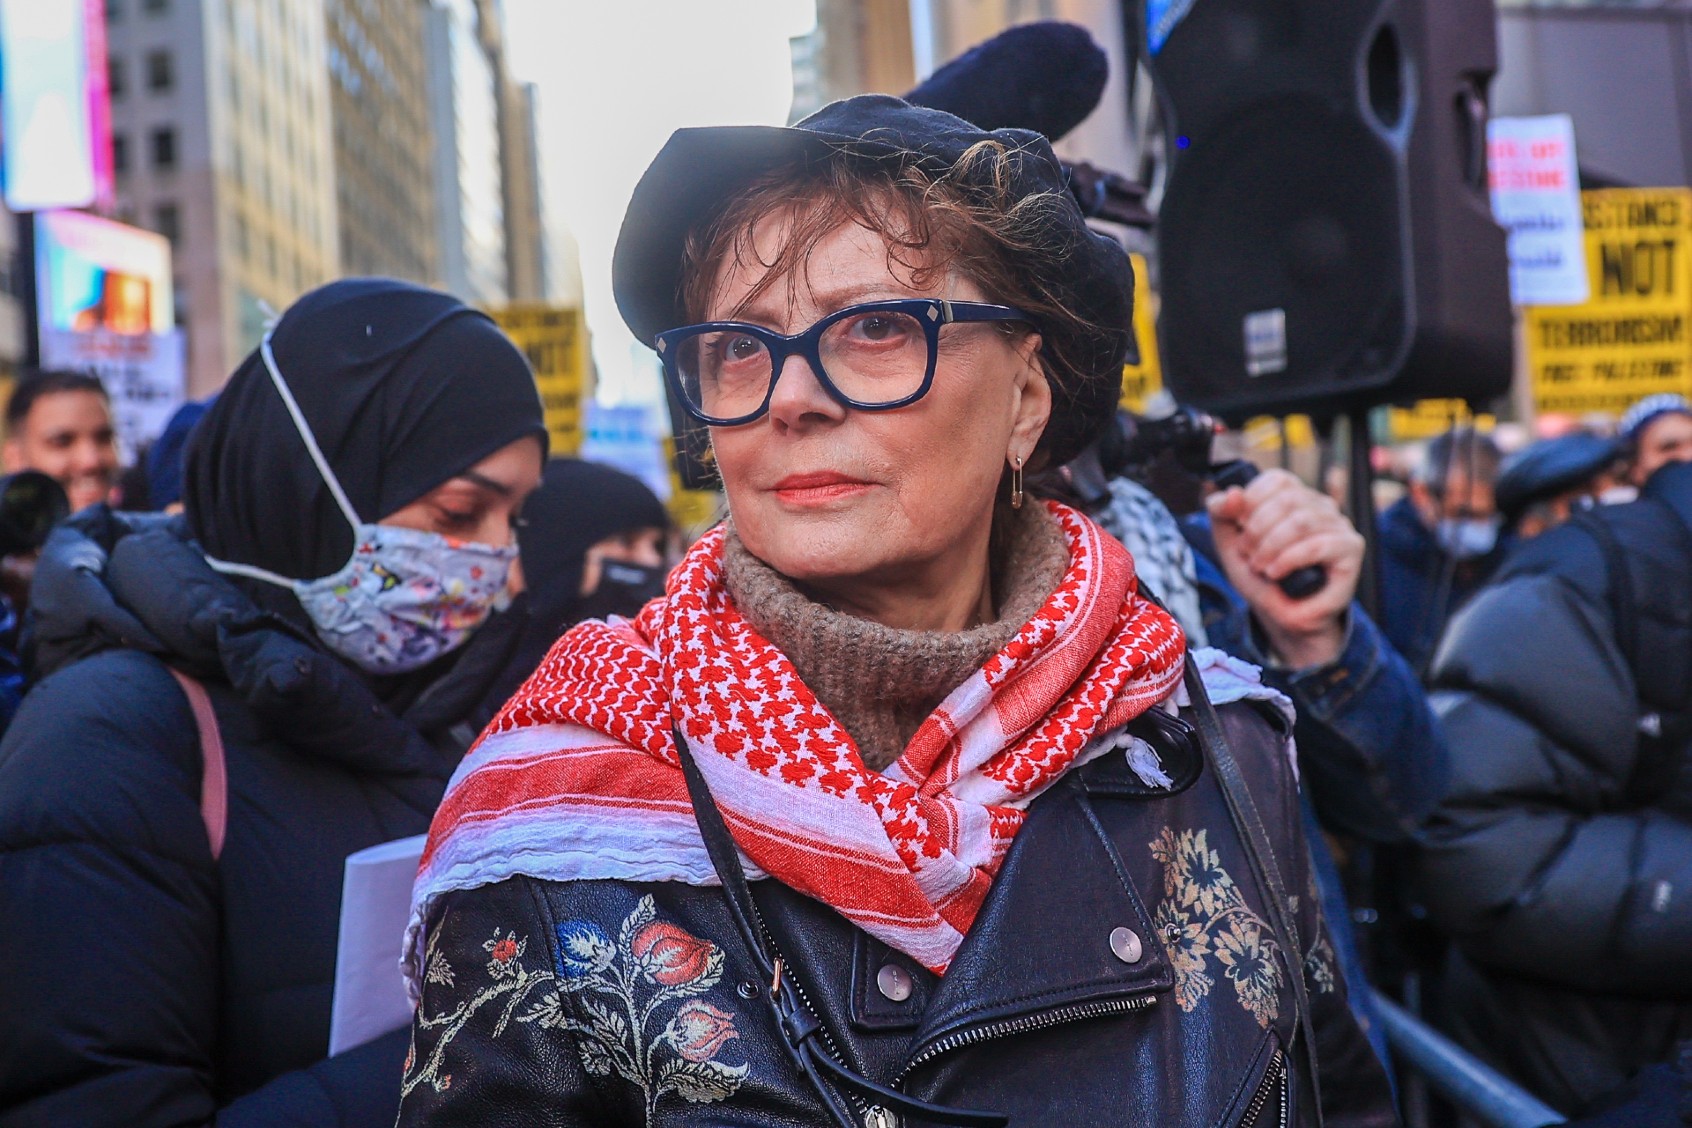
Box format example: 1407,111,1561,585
1159,94,1411,417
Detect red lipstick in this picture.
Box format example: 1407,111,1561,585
772,471,873,504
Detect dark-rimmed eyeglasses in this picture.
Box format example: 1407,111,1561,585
655,298,1036,426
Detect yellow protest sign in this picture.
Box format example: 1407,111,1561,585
489,304,591,456
1525,188,1692,416
1119,254,1163,413
662,436,722,533
1242,414,1316,454
1388,400,1496,441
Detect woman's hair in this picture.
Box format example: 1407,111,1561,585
677,139,1130,468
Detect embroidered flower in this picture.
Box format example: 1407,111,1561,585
1215,916,1280,1029
1149,825,1283,1028
665,1000,740,1063
634,920,718,987
1304,932,1338,996
555,920,616,980
483,929,526,979
424,946,455,988
554,897,745,1117
1153,898,1214,1012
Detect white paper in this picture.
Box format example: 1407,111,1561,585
1488,114,1589,307
329,833,427,1056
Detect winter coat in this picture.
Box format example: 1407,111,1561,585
1416,460,1692,1114
396,696,1398,1127
0,510,518,1126
1375,497,1508,675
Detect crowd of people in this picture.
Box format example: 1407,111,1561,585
0,92,1687,1128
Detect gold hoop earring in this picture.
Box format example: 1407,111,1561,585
1010,455,1024,510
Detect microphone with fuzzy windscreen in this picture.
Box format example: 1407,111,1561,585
904,22,1151,229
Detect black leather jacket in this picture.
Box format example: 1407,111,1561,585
397,700,1396,1127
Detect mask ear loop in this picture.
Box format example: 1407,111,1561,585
205,330,366,588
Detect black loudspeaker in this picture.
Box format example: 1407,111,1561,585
1146,0,1512,422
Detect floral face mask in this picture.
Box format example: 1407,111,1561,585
208,332,516,674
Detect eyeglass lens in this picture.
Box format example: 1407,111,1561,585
675,309,930,420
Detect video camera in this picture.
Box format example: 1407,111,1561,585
1094,407,1328,600
0,471,69,558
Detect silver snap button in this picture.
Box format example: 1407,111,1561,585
1109,926,1143,964
876,962,913,1002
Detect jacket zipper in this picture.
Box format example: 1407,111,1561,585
746,900,871,1120
892,992,1158,1088
1236,1048,1288,1128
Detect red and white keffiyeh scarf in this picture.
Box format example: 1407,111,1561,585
406,502,1185,984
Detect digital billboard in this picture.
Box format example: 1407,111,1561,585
0,0,114,212
35,209,174,337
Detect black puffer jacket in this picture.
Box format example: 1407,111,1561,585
397,697,1397,1127
1417,461,1692,1114
0,511,518,1126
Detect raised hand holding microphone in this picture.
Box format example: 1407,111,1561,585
1207,468,1365,668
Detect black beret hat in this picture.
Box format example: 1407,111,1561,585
1496,433,1621,521
612,94,1133,467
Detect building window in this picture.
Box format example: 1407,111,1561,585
142,0,167,13
108,57,125,98
150,127,176,169
153,203,180,245
146,50,173,93
232,213,249,261
111,133,128,174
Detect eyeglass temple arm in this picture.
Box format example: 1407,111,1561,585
940,300,1031,324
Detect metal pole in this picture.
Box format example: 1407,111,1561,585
1371,992,1566,1128
1346,406,1380,619
15,210,38,369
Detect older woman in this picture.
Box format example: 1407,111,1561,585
399,98,1394,1127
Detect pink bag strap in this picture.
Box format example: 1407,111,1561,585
169,668,227,861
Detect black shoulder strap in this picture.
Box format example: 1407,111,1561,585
1183,661,1324,1127
671,726,1007,1128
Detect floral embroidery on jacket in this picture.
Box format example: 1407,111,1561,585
401,924,557,1099
548,895,748,1121
401,896,748,1125
1149,826,1284,1028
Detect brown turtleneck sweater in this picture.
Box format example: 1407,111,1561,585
722,505,1070,771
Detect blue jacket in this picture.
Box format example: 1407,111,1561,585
1184,517,1450,845
1375,497,1507,676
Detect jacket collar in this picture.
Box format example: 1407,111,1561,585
900,768,1174,1064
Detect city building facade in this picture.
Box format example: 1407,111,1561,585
425,0,508,307
466,0,548,303
106,0,340,397
327,0,439,285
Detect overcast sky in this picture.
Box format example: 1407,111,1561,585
501,0,816,409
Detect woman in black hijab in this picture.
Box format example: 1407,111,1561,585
0,279,544,1127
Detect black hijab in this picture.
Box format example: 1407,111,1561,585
474,459,671,724
519,458,671,629
183,278,546,711
185,278,546,581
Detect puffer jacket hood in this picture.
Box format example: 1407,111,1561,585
27,507,521,773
